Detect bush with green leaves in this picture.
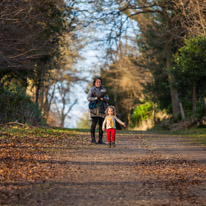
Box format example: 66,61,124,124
131,102,153,127
174,36,206,88
173,36,206,119
0,85,45,126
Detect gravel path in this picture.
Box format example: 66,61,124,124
1,132,206,205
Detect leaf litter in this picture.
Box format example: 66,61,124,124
0,124,205,205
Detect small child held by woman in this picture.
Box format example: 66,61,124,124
102,105,126,148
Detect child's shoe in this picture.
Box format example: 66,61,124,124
111,141,116,147
108,142,111,148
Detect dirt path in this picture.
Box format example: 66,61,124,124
1,131,206,205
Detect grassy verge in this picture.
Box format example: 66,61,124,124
0,123,90,150
1,123,205,146
0,124,91,205
170,128,206,145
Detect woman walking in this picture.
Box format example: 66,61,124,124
87,77,109,144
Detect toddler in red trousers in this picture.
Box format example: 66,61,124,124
102,105,126,148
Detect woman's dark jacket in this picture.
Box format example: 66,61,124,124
87,85,109,118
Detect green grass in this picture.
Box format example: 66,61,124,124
0,124,76,140
1,124,206,146
170,128,206,145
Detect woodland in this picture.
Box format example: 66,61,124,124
0,0,206,128
0,1,206,205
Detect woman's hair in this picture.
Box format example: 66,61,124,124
93,76,102,86
105,105,116,116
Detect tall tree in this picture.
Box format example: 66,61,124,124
84,0,206,120
0,0,76,92
81,0,185,119
0,0,84,126
121,0,187,119
101,49,151,125
174,36,206,116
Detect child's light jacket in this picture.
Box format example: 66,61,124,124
102,115,124,129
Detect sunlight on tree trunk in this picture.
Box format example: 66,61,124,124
179,102,185,120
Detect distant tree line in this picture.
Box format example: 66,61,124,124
82,0,206,127
1,0,206,128
0,0,82,126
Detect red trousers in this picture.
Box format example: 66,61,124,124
106,128,116,142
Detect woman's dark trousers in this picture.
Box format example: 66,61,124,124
91,117,104,144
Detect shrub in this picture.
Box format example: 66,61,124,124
131,102,153,127
0,85,45,126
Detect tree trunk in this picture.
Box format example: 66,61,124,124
35,82,40,104
192,85,196,112
169,78,179,120
166,46,180,120
60,112,65,128
179,102,185,120
44,84,56,119
203,96,206,117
